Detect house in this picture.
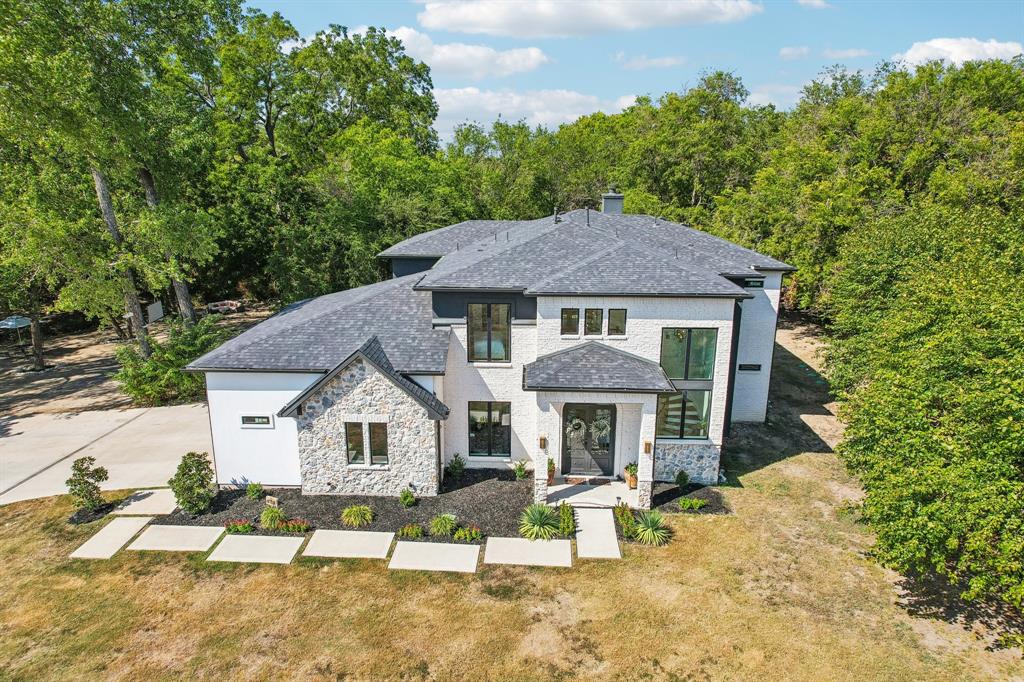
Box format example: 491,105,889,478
186,191,792,508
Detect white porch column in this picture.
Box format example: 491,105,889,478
533,395,556,502
637,396,658,509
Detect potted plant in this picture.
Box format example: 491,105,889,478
547,457,556,485
624,462,638,489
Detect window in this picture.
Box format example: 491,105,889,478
738,363,761,371
608,309,627,336
656,390,711,439
468,401,511,457
240,415,272,428
468,303,510,362
345,422,364,464
369,422,388,465
660,328,717,380
742,278,764,288
584,308,603,336
560,308,580,335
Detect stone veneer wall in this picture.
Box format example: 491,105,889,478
296,358,439,496
654,443,721,486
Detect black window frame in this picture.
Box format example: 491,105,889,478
467,302,511,363
742,278,765,288
608,308,627,336
657,327,718,441
656,389,713,440
345,422,365,464
369,422,388,466
659,327,718,381
584,308,603,336
560,308,580,336
467,400,512,457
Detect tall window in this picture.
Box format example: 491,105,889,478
369,423,388,465
584,308,603,335
345,422,364,464
608,309,627,336
468,401,511,457
657,328,717,439
468,303,511,362
560,308,579,335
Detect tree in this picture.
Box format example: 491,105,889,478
66,457,109,512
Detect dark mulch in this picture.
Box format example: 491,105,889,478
612,483,731,542
152,469,533,543
68,501,119,525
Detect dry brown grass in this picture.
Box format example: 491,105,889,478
2,451,1021,681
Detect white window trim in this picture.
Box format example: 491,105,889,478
239,414,274,429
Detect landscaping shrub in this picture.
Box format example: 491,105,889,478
675,470,689,488
168,451,215,514
65,456,108,512
399,488,416,508
279,518,311,533
678,497,707,511
341,505,373,528
246,482,264,500
260,504,285,530
225,519,254,534
429,513,457,537
454,525,483,543
634,510,671,546
398,523,424,538
115,315,231,406
614,502,637,539
519,504,559,540
445,453,466,480
557,502,576,537
512,459,527,480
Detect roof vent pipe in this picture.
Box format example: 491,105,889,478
601,187,624,214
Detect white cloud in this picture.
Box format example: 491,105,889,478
389,26,549,79
418,0,762,38
797,0,831,8
822,47,872,59
435,87,636,139
779,46,810,60
614,51,685,70
894,37,1023,66
748,83,803,108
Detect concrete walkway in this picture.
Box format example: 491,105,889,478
0,404,211,505
127,524,223,552
547,480,639,508
388,541,480,573
303,530,394,559
112,488,177,516
484,537,573,567
574,508,621,559
70,516,152,560
208,535,305,564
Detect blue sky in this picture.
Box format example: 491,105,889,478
249,0,1023,139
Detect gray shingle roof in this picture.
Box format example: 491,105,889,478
278,336,449,420
523,341,675,393
406,209,791,297
186,274,449,374
378,220,523,258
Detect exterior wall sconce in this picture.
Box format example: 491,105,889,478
539,435,548,449
643,441,652,454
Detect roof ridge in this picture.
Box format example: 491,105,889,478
526,240,624,293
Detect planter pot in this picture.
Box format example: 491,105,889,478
624,472,638,489
547,470,555,486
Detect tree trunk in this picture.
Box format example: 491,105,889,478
29,314,44,371
137,167,197,327
108,313,128,340
91,166,152,358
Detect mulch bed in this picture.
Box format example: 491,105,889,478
613,483,731,542
152,469,533,544
67,501,120,525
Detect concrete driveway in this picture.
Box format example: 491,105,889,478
0,403,211,505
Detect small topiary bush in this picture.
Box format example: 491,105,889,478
512,460,527,480
445,453,466,480
454,525,483,543
519,504,559,540
678,497,707,511
246,482,264,500
279,518,311,533
399,488,416,508
429,513,457,537
225,519,254,534
341,505,373,528
558,502,576,537
614,502,637,539
115,315,231,406
398,523,424,538
675,470,690,488
65,456,109,512
168,451,215,514
260,504,285,530
634,510,671,546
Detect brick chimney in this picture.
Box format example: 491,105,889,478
601,187,624,214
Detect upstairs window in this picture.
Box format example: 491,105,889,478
560,308,579,335
608,309,627,336
660,328,717,380
584,308,603,336
657,328,718,440
468,303,510,362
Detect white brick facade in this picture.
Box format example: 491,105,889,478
731,271,782,422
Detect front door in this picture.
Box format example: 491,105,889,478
562,404,615,476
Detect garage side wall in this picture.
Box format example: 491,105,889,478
296,358,439,496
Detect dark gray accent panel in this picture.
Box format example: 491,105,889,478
390,257,438,278
431,290,537,321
